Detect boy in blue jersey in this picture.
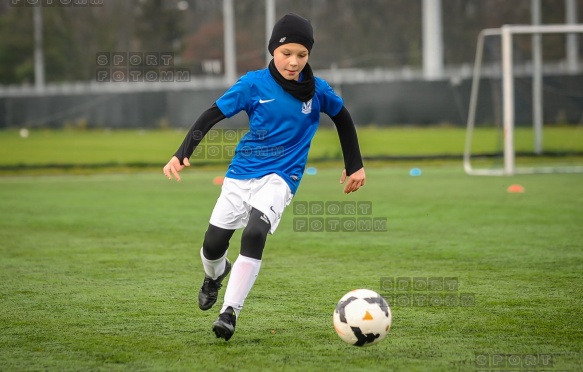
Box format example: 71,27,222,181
163,13,365,341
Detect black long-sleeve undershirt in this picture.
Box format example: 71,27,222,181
173,104,226,165
331,106,364,176
173,104,363,175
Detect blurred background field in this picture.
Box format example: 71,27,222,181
2,0,583,175
1,126,582,174
2,0,583,130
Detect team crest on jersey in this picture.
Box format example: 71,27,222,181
301,99,312,114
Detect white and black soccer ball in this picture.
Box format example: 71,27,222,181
333,288,392,347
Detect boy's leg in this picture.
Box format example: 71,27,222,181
222,208,270,314
212,174,292,340
203,176,249,272
212,208,269,340
200,224,235,278
198,224,235,310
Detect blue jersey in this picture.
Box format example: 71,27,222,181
216,68,344,194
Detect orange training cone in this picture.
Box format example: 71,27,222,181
507,184,525,193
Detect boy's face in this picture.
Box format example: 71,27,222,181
273,43,309,81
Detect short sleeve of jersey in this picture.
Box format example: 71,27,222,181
216,74,252,118
315,77,344,117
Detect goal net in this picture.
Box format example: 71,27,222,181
464,24,583,176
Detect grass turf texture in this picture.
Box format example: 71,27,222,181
1,168,582,371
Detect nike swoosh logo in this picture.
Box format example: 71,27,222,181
259,99,275,104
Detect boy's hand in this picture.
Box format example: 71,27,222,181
340,167,366,194
163,156,190,181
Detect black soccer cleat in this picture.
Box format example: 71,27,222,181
212,306,237,341
198,259,231,311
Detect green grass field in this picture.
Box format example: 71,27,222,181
1,166,582,371
1,126,582,170
1,127,582,370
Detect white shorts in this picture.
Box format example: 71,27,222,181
209,173,293,234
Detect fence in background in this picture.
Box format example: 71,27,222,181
1,65,582,128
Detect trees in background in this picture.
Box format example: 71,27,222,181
0,0,580,85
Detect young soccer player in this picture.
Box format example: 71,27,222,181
163,13,365,341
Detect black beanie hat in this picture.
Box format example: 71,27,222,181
268,13,314,56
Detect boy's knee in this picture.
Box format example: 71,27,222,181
202,224,234,260
241,225,266,244
240,209,271,259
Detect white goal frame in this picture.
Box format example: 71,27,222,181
464,24,583,176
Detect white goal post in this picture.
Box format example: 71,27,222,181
464,24,583,176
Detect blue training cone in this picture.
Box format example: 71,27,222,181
409,168,422,176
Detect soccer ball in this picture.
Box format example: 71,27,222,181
333,288,392,347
